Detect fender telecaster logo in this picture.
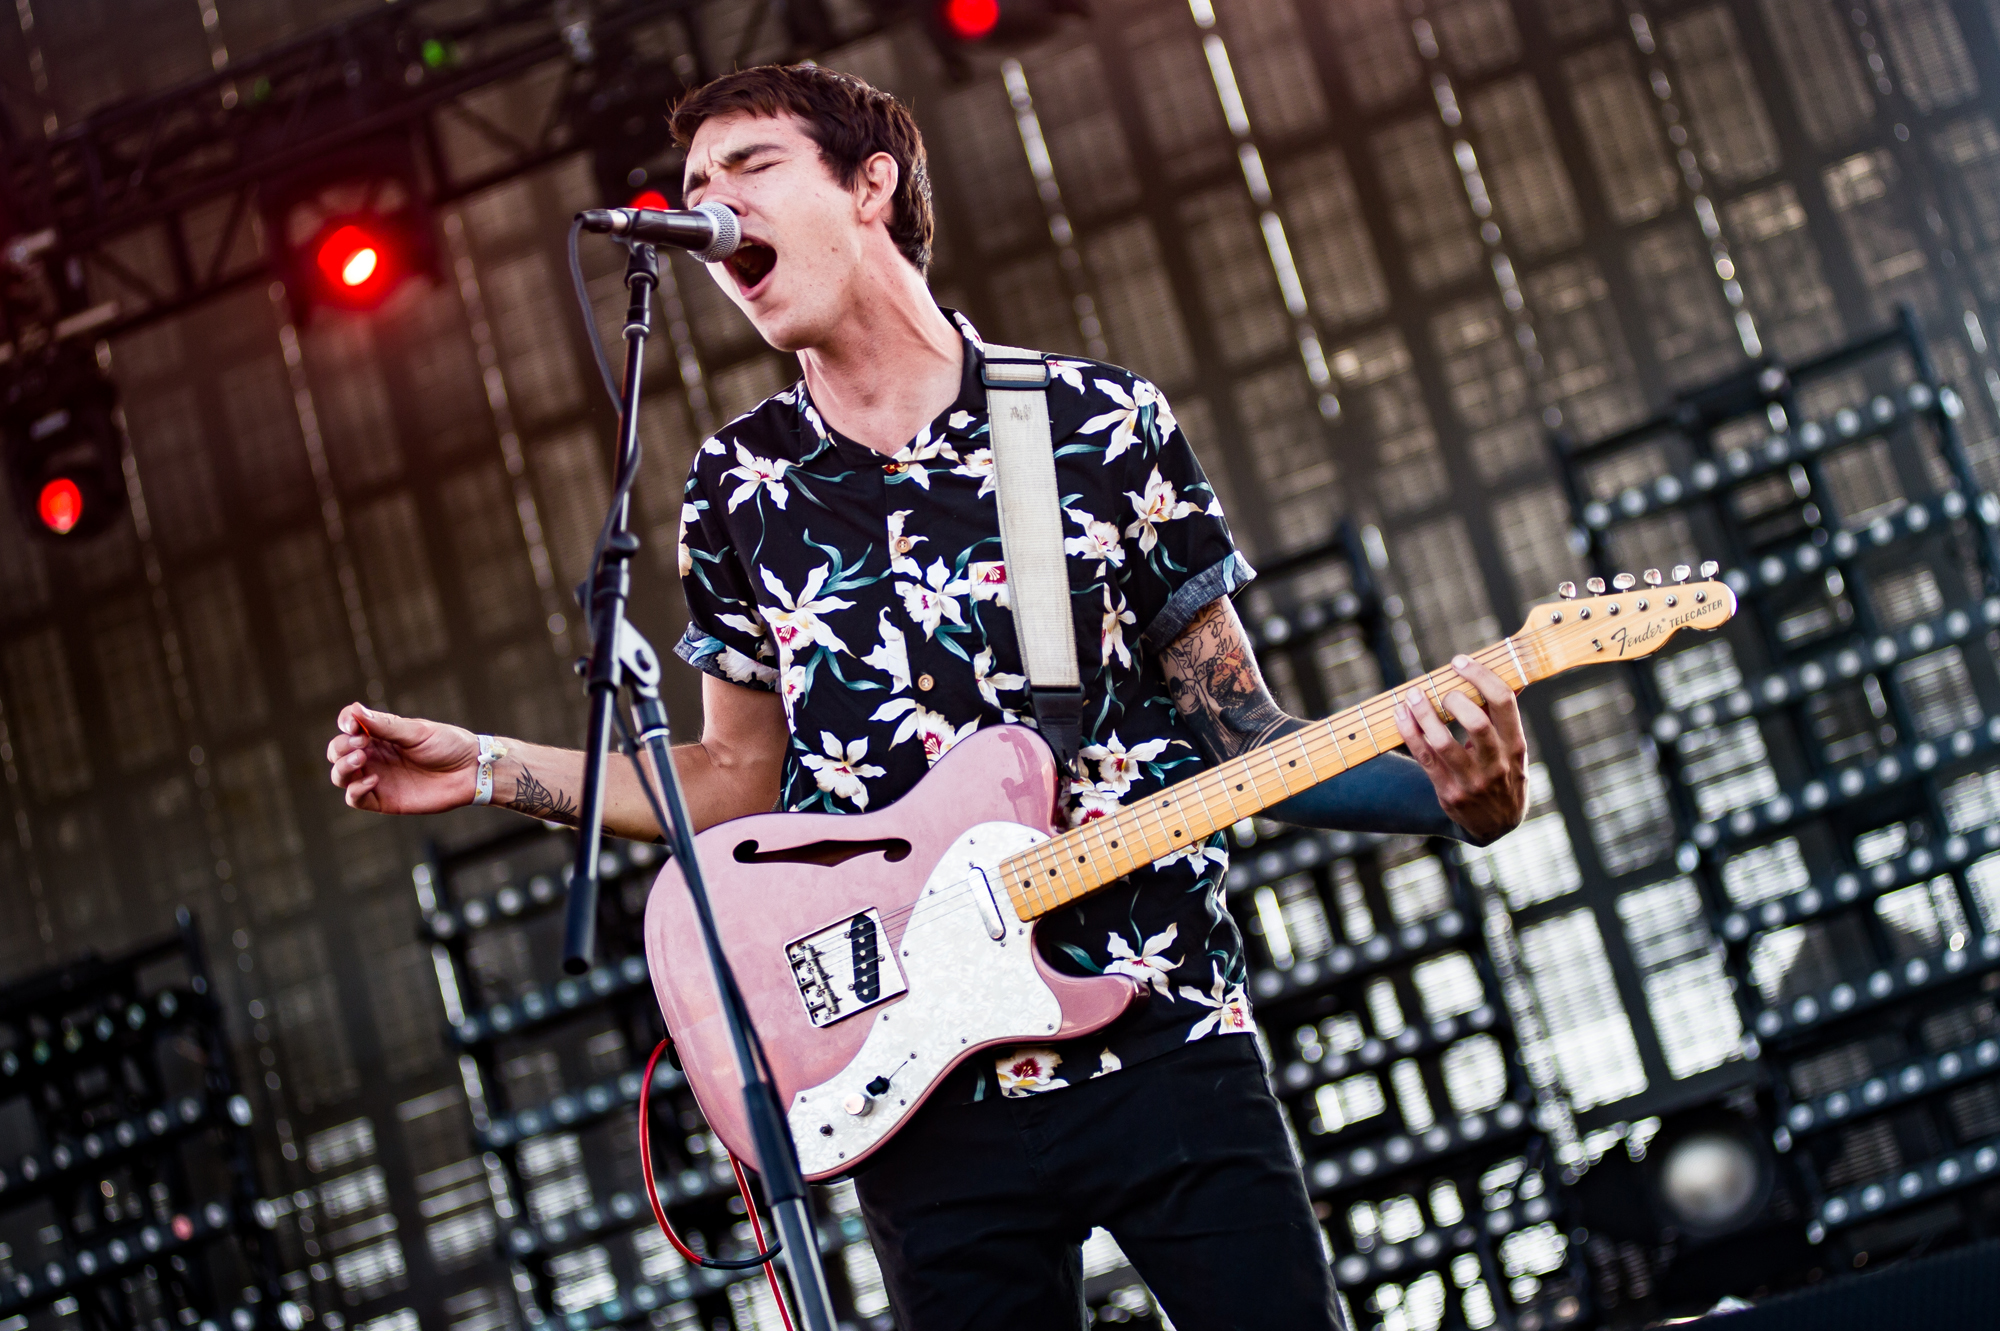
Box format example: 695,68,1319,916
1610,600,1714,656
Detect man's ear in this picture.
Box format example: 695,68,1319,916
855,151,900,224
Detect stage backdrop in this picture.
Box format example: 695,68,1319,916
2,0,1998,1329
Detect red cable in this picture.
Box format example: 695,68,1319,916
638,1038,796,1331
732,1152,796,1331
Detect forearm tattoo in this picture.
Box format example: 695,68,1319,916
509,766,579,825
1160,599,1304,761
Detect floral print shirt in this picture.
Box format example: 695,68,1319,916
675,315,1257,1098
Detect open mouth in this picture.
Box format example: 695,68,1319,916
726,240,777,293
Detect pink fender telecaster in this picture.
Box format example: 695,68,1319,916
644,576,1736,1178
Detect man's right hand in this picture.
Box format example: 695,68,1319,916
327,703,479,814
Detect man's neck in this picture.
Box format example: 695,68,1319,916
796,261,965,457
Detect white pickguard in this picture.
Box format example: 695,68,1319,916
788,821,1057,1174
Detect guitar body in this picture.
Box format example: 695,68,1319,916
642,724,1143,1180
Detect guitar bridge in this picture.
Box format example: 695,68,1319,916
785,909,908,1028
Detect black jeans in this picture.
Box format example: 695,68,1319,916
852,1034,1350,1331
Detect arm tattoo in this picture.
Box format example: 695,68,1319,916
509,766,579,825
1159,598,1305,762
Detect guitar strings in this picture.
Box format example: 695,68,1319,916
1002,634,1535,920
874,636,1530,936
865,632,1543,939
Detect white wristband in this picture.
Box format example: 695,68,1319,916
472,734,507,806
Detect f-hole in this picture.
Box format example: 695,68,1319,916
732,837,912,868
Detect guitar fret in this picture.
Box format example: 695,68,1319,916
1216,757,1255,820
1082,820,1112,882
1188,774,1223,838
1148,792,1184,855
1295,731,1320,783
1424,672,1449,719
1358,704,1379,750
1504,636,1528,690
1106,813,1138,878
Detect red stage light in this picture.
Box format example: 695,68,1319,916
37,477,83,535
940,0,1000,39
628,189,672,213
316,224,384,289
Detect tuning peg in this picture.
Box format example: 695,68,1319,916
1672,564,1691,583
1585,577,1606,594
1557,581,1577,599
1644,569,1662,586
1612,572,1636,591
1699,560,1719,578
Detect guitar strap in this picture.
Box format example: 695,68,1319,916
980,342,1085,774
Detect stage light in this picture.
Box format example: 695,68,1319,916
1655,1127,1770,1238
627,189,672,213
923,0,1086,71
261,137,439,324
939,0,1001,39
3,352,128,541
37,477,83,535
315,224,385,291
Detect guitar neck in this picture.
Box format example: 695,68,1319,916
998,631,1553,922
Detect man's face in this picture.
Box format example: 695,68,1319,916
683,111,883,353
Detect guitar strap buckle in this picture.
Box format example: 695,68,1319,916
1029,685,1085,774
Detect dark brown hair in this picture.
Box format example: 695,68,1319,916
670,65,934,274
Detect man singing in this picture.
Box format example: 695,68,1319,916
327,64,1527,1331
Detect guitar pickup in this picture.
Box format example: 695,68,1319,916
784,909,908,1028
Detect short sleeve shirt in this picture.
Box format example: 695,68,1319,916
675,315,1257,1097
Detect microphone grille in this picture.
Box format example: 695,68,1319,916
692,203,740,264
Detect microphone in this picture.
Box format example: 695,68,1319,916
576,202,740,263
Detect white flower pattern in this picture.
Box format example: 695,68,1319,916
799,733,885,809
723,443,791,512
896,559,969,639
1124,467,1200,555
859,609,911,693
1105,924,1182,1000
761,565,854,660
870,697,978,766
1181,963,1253,1041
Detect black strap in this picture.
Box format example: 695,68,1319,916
1030,685,1085,774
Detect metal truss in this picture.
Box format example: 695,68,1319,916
0,0,881,346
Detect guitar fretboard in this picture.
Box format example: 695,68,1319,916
997,632,1551,921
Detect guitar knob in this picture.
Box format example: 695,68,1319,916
1672,564,1691,583
1586,577,1606,594
1699,560,1719,578
1644,568,1663,586
842,1092,875,1117
1557,581,1577,599
1612,573,1636,591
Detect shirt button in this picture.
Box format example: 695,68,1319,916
917,673,935,692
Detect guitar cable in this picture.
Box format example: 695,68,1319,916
640,1037,796,1331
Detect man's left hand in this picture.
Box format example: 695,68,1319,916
1392,655,1529,845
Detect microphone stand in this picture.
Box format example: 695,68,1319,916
562,240,839,1331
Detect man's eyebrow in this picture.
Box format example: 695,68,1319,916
684,141,787,193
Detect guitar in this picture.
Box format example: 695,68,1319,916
643,572,1737,1178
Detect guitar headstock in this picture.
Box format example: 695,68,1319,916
1522,563,1737,675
